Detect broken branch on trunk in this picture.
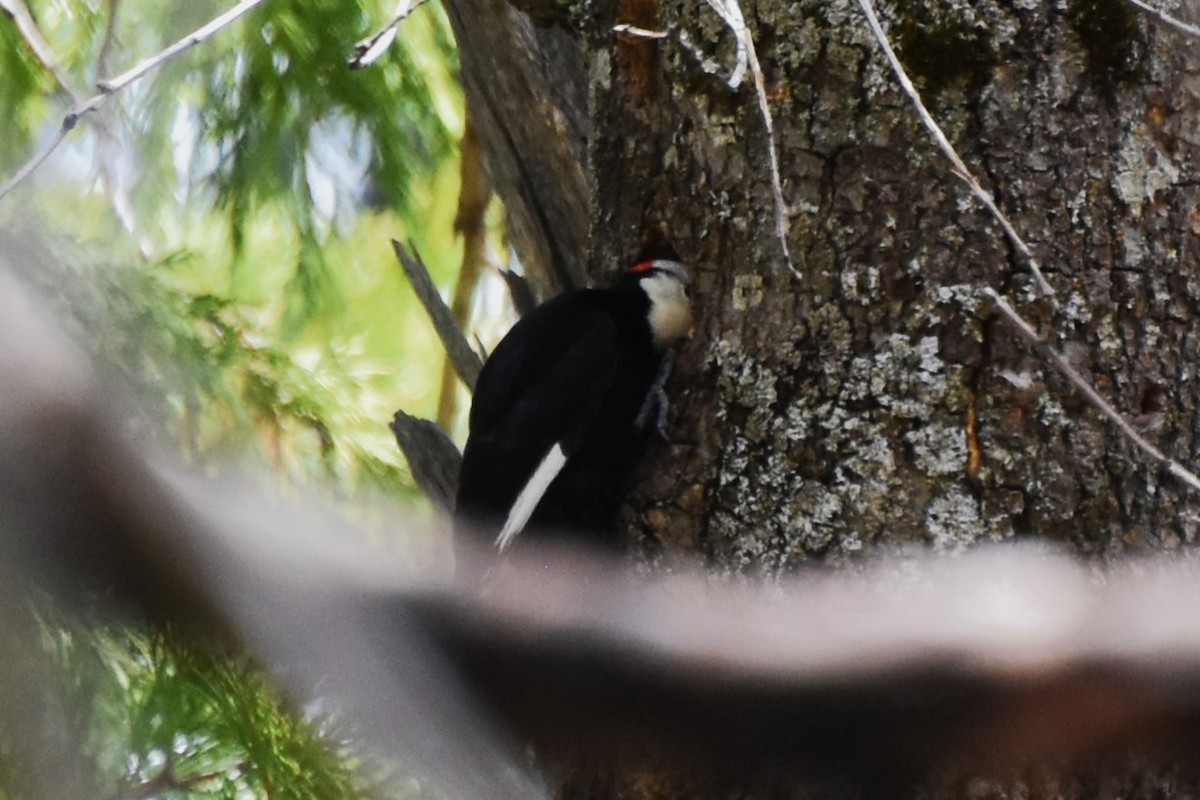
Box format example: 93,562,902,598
391,239,483,392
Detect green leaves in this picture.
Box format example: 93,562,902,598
0,1,469,794
29,618,380,800
1,0,465,495
194,0,458,320
0,20,52,172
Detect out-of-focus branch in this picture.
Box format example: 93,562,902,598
0,0,270,203
439,116,492,428
89,0,150,253
94,0,268,94
0,235,543,800
95,0,122,77
0,0,80,98
0,126,72,202
1,0,143,248
10,243,1200,797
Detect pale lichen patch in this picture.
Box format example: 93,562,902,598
840,262,881,305
925,487,987,553
732,273,764,310
907,423,968,476
1114,131,1179,219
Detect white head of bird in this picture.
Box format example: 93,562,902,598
631,259,692,350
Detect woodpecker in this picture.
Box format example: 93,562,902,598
455,257,693,553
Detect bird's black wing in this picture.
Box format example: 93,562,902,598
457,297,619,542
466,295,613,437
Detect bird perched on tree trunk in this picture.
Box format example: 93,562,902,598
455,254,693,555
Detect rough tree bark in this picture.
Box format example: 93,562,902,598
441,0,1200,796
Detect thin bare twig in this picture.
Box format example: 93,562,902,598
703,0,798,279
859,0,1200,495
611,23,728,83
1123,0,1200,38
348,0,432,70
1,0,144,248
744,38,796,278
615,11,795,276
0,127,72,202
90,0,148,251
984,287,1200,493
391,239,484,391
95,0,123,79
702,0,748,88
97,0,268,94
0,0,270,204
857,0,1058,305
0,0,85,202
612,23,669,40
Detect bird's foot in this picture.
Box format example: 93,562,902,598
636,349,677,439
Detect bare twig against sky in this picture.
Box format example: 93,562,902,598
0,0,271,203
348,0,432,69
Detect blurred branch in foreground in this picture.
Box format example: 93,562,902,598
5,247,1200,798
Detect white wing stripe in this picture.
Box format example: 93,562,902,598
495,442,567,551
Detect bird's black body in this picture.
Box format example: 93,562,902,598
455,269,678,550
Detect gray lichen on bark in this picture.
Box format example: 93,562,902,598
564,0,1200,570
445,0,1200,570
438,0,1200,794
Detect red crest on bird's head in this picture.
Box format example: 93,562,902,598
627,231,680,275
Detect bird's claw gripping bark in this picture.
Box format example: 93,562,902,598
636,349,677,439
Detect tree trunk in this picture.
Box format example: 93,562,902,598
442,0,1200,794
441,0,592,294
